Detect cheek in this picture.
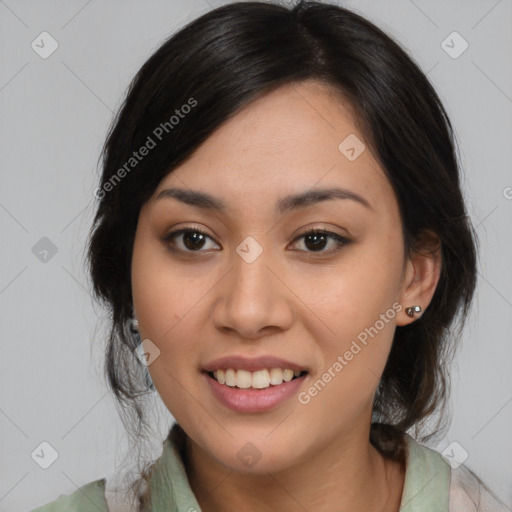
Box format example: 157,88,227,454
302,234,403,334
131,227,207,394
299,309,398,433
297,232,403,396
132,225,204,336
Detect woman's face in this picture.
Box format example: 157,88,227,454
131,80,418,473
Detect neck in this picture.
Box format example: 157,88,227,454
184,427,405,512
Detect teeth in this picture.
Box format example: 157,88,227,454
236,369,252,389
212,368,304,389
269,368,283,385
283,369,294,382
252,369,270,389
225,369,236,387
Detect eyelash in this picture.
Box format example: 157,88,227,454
162,225,352,256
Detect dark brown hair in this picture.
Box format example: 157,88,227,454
86,0,478,506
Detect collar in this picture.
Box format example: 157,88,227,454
400,432,451,510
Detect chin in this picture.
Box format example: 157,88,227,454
204,432,305,475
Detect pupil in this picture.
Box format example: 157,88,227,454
305,233,326,251
184,232,205,250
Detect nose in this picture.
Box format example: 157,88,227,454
211,247,295,340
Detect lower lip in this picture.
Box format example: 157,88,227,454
203,372,308,413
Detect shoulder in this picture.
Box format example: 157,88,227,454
448,463,511,512
401,434,510,511
30,478,109,512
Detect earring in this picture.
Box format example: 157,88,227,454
126,316,154,392
129,316,139,333
405,306,422,318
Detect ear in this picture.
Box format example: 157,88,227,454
396,230,442,326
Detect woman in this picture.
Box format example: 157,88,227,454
32,1,510,511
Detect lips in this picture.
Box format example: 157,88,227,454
203,371,308,413
202,355,307,373
201,355,310,414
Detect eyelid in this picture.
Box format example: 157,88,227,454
162,224,219,248
292,224,350,240
289,227,351,254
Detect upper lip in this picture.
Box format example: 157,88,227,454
202,355,307,373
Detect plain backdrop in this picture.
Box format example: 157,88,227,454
1,1,511,510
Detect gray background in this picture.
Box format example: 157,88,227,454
1,0,511,510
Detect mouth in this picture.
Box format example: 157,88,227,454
203,367,309,413
205,368,308,390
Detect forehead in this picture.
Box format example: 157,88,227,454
151,81,395,217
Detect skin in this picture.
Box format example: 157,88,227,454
131,80,442,511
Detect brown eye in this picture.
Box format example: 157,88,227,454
291,229,352,254
163,227,220,252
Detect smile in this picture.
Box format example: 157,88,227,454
203,370,309,413
209,368,307,389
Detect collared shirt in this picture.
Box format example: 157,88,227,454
31,423,510,511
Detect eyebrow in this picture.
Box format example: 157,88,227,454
155,186,373,214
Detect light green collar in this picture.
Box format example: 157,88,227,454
400,432,451,510
147,423,203,511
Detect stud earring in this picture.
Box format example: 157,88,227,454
405,306,422,318
128,316,139,334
